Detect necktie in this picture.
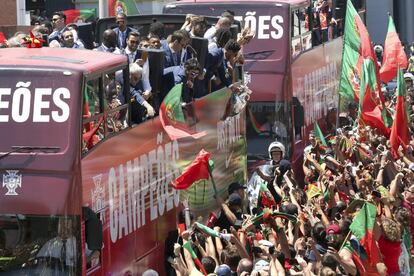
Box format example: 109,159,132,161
120,32,125,49
61,239,67,265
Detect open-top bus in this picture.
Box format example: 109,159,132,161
0,47,246,275
164,0,366,178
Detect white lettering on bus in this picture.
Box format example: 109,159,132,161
217,113,242,168
235,12,284,40
0,82,70,123
108,138,180,244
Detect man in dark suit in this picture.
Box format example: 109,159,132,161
48,11,66,43
124,31,152,99
205,39,241,92
94,29,121,54
161,30,192,99
112,13,138,50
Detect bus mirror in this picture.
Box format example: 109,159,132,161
82,207,103,251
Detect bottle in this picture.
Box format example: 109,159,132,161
184,207,191,230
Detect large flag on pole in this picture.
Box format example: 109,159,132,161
313,121,328,147
359,59,390,136
108,0,140,16
349,203,381,265
160,84,206,140
171,149,212,190
339,0,383,103
390,67,410,159
63,9,96,23
380,15,408,83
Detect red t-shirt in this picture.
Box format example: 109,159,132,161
378,235,401,274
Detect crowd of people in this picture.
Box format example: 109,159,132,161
160,63,414,276
4,6,414,276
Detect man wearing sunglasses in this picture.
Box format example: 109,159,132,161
113,13,138,50
48,12,66,43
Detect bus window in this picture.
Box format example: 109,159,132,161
291,10,302,58
0,215,81,275
84,79,101,115
103,72,129,134
247,102,292,159
82,79,105,154
300,8,312,51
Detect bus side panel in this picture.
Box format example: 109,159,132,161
81,88,247,274
291,37,343,168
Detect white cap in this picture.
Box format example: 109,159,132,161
404,72,414,82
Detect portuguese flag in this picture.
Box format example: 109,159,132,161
390,67,410,159
248,107,265,133
183,241,208,275
171,149,211,190
313,121,327,147
359,59,390,137
108,0,140,16
380,15,408,83
159,83,206,140
339,0,383,103
349,202,381,265
63,9,96,23
195,222,220,238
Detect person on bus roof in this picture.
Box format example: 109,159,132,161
206,39,241,92
60,29,83,49
124,31,152,95
116,63,155,124
113,12,138,50
94,29,122,54
204,16,232,44
162,30,192,97
48,11,66,43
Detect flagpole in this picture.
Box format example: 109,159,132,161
208,170,219,198
98,0,107,18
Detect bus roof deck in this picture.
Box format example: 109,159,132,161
0,48,127,74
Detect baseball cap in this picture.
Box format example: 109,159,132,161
326,224,341,235
228,193,242,206
216,264,231,276
227,182,246,195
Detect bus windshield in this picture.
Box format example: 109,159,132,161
0,70,80,153
0,215,81,275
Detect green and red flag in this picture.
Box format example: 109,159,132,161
390,67,410,159
339,0,383,104
349,202,381,265
380,15,408,83
248,108,265,134
313,121,328,147
108,0,140,16
171,149,211,190
160,84,206,140
63,9,96,23
359,59,390,137
183,241,207,276
195,222,220,238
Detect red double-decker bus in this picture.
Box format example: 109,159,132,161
164,0,366,176
0,48,246,275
